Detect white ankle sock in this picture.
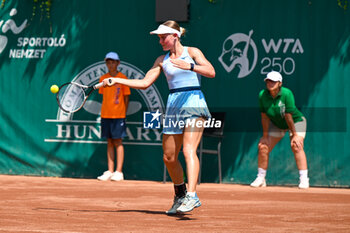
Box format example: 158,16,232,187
299,170,308,179
257,168,267,178
187,192,196,197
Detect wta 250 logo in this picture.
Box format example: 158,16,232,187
218,30,258,78
218,30,304,78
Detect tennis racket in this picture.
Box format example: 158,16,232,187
56,82,104,113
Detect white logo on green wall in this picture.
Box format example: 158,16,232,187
0,8,27,54
0,7,67,59
219,30,304,78
218,30,257,78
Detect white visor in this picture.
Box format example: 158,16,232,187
150,25,181,38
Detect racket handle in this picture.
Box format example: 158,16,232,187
93,82,104,89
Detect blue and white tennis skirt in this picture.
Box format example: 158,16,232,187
163,87,211,135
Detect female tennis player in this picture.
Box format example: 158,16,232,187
103,20,215,214
250,71,309,189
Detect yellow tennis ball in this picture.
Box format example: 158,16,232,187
50,85,59,94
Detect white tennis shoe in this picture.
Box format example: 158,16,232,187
111,171,124,181
97,171,113,181
298,177,309,189
176,194,201,213
250,176,267,187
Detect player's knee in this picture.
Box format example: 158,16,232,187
163,153,176,165
258,143,269,153
182,146,192,157
113,139,122,146
107,139,114,146
182,146,199,161
291,143,302,153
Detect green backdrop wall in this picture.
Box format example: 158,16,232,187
0,0,349,187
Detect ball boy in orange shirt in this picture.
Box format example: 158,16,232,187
97,52,130,181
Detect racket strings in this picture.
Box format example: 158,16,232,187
57,84,86,113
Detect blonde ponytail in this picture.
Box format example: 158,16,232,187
162,20,186,37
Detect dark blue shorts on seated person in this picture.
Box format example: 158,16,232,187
101,118,126,139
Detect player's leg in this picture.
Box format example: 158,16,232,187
177,118,204,213
114,139,124,172
97,138,115,181
107,138,116,172
110,138,124,181
292,146,309,189
290,118,309,188
98,119,114,181
291,138,309,188
291,140,307,170
250,135,283,187
163,133,185,214
182,118,204,192
163,134,184,183
110,119,126,181
258,136,282,169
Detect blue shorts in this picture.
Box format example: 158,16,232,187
101,118,126,139
163,89,211,135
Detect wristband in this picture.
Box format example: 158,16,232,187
190,63,195,71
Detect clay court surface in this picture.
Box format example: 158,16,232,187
1,175,350,233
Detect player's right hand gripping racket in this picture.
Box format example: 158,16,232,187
56,82,104,113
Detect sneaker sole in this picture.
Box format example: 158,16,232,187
176,201,201,213
250,183,267,188
166,205,183,215
166,210,179,215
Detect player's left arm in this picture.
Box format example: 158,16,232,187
171,47,215,78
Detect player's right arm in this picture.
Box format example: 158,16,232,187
104,55,164,89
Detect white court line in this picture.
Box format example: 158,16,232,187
45,119,142,124
44,139,161,146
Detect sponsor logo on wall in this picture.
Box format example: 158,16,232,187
218,30,304,78
0,8,66,59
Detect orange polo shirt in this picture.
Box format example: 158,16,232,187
99,72,130,118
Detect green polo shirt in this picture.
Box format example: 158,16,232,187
259,87,304,129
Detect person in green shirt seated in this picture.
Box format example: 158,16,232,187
250,71,309,189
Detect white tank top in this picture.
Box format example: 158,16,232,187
162,47,201,90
